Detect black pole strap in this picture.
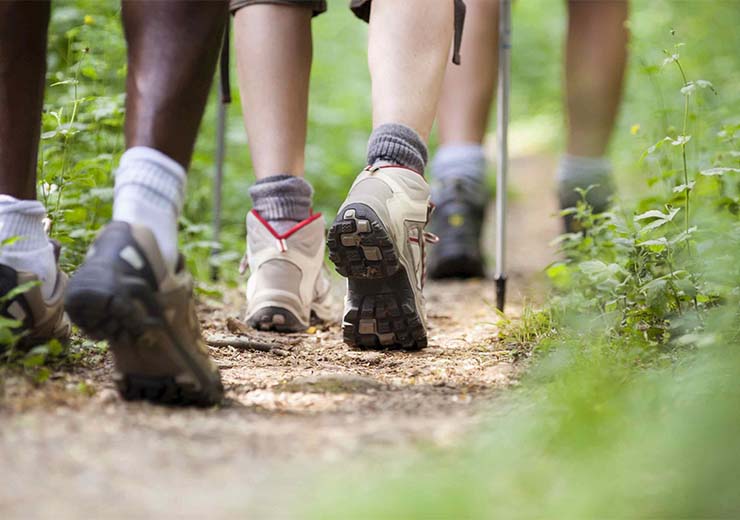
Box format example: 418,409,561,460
219,16,231,104
452,0,466,65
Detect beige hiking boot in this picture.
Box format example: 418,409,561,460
243,210,334,332
327,165,435,350
0,241,70,348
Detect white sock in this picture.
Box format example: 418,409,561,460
0,196,57,300
113,147,186,271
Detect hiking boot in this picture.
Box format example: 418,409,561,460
558,167,615,233
327,165,434,350
0,241,70,348
427,177,487,279
66,222,223,406
243,210,334,332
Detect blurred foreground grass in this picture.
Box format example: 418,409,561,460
296,1,740,517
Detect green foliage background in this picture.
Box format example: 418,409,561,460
23,0,740,516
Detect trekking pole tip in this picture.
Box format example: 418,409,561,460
495,275,507,312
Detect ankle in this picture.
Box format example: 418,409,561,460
557,153,612,187
431,143,486,184
249,175,313,234
367,124,428,175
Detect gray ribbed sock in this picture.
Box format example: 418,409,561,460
249,175,313,234
556,154,614,210
430,143,488,207
431,143,486,183
367,124,428,174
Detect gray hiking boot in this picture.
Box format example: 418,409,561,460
327,165,434,350
66,222,223,406
558,180,615,233
427,177,487,279
557,156,615,232
0,241,70,348
243,210,334,332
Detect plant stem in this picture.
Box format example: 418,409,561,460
52,43,84,234
674,58,692,239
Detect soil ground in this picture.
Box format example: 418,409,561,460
0,155,560,519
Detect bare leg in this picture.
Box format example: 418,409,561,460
368,0,454,141
565,0,628,157
0,1,50,199
437,0,499,145
122,0,227,169
234,4,313,180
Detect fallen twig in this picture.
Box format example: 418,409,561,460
206,335,280,353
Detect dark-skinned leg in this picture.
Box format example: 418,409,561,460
0,0,66,334
66,1,227,405
0,1,50,199
122,0,228,169
111,0,228,269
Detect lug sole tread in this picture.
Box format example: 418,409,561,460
328,203,427,350
66,273,222,407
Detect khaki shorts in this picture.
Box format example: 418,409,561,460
229,0,371,21
229,0,466,64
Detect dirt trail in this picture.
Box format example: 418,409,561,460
0,154,560,518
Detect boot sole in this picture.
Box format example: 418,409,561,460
66,267,223,407
247,306,306,333
328,203,427,350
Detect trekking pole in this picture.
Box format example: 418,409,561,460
211,18,231,282
495,0,511,312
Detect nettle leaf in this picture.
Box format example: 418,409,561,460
670,226,697,245
634,207,681,233
673,181,695,194
579,260,609,277
671,135,691,146
641,137,672,161
637,238,669,251
0,280,41,303
675,278,697,297
0,315,23,330
700,167,740,177
578,261,626,282
634,209,672,221
642,278,668,301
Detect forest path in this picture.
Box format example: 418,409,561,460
0,154,560,518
